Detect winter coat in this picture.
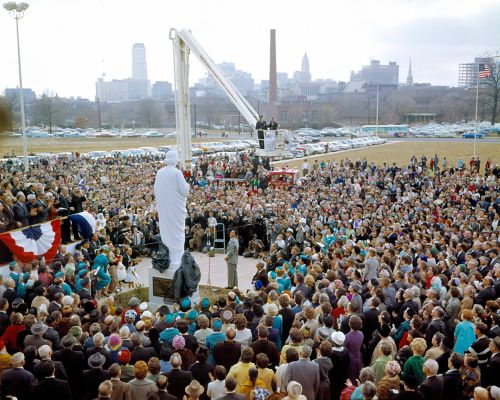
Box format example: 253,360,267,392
170,251,201,301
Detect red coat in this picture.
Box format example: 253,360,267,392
1,324,25,351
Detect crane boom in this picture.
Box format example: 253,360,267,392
169,28,260,166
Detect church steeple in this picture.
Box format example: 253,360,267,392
407,58,413,86
301,52,310,74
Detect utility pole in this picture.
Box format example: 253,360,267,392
4,2,30,171
193,103,197,136
97,97,102,132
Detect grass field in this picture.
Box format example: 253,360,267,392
0,135,176,155
274,141,500,171
0,134,498,170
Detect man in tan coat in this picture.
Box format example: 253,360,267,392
109,363,132,400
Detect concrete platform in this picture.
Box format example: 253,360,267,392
134,252,257,293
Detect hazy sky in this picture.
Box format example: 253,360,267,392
1,0,499,100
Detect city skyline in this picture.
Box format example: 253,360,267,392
1,0,499,99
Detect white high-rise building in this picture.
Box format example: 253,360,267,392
132,43,148,80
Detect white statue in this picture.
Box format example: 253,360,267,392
154,150,190,266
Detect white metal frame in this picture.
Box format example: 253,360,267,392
169,28,261,166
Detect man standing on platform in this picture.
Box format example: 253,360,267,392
225,230,239,289
256,115,267,150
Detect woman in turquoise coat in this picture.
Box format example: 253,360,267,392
453,309,476,355
92,249,111,298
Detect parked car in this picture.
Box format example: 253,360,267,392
462,132,484,139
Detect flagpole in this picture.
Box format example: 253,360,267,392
474,67,479,160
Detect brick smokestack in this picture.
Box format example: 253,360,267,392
269,29,277,103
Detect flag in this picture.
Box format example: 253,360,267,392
69,211,96,240
0,220,61,263
478,63,491,79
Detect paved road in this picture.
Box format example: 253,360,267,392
386,137,500,143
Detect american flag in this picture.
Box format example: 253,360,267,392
478,63,491,79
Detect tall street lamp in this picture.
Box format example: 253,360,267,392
3,1,29,171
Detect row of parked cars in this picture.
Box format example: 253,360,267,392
1,135,387,167
288,136,386,158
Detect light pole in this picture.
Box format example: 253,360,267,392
4,1,29,171
375,82,379,137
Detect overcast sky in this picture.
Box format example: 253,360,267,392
1,0,499,100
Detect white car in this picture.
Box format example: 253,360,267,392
87,151,111,159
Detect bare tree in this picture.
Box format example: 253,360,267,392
482,53,500,125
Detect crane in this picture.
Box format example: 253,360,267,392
169,28,286,166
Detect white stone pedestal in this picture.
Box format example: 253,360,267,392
148,263,200,312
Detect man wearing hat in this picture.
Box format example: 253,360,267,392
185,379,205,398
54,334,85,399
83,353,110,400
24,320,50,349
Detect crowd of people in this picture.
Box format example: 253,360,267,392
0,149,498,400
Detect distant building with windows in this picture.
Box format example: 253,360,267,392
151,81,173,100
458,57,493,88
293,53,312,84
350,60,399,86
197,62,254,97
95,78,129,102
95,43,153,102
4,87,37,103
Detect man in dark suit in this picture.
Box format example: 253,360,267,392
77,277,93,301
396,374,425,400
33,360,73,400
84,333,112,370
362,297,381,346
486,336,500,387
442,353,462,400
213,328,241,373
130,333,156,364
425,307,447,348
476,276,496,306
418,359,444,400
108,363,132,400
33,344,68,382
13,191,30,227
250,326,279,369
218,376,245,400
456,244,466,265
251,261,269,288
2,195,20,230
55,186,72,243
1,352,36,400
0,298,10,336
164,353,192,400
155,375,177,400
82,353,110,400
54,334,85,400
